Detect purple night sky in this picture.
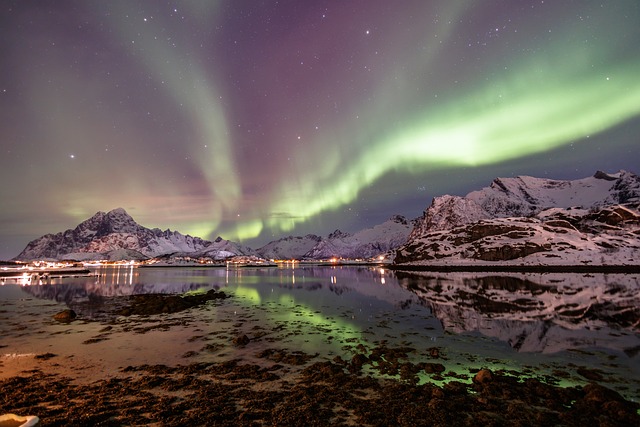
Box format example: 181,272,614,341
1,1,639,259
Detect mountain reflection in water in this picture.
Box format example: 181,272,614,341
395,271,639,355
14,266,638,355
6,265,639,400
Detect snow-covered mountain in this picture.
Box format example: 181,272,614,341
257,215,414,261
466,169,639,216
14,208,256,261
397,171,640,266
302,215,414,260
256,234,322,260
14,209,414,262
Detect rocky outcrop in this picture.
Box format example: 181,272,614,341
53,309,77,322
116,289,228,316
473,241,551,262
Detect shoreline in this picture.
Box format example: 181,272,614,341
389,263,640,273
0,267,91,279
2,353,639,426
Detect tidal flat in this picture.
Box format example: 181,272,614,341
1,266,638,425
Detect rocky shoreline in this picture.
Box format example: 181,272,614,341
2,350,639,426
390,263,640,273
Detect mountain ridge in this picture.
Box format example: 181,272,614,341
14,210,413,262
13,170,640,264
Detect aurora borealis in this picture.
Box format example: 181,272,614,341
1,1,639,259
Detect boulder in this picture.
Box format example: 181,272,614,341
233,334,250,346
53,309,77,322
473,369,493,384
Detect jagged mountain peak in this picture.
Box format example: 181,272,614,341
86,207,134,222
108,207,130,216
328,229,351,239
303,217,414,260
389,214,409,225
408,195,487,239
464,171,636,222
77,208,140,236
256,215,415,261
464,170,640,218
594,170,619,181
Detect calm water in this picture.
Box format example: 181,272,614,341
1,265,639,401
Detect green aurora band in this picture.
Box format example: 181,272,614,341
83,2,640,242
97,2,239,237
229,62,640,240
219,2,640,241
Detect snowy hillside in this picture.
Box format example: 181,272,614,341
256,234,322,260
303,215,414,260
192,236,257,261
256,215,414,261
397,171,640,267
467,170,639,218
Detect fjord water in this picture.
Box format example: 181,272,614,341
1,265,638,401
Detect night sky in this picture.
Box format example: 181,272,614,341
1,1,639,260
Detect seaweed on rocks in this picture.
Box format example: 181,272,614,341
1,362,639,426
116,289,228,316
